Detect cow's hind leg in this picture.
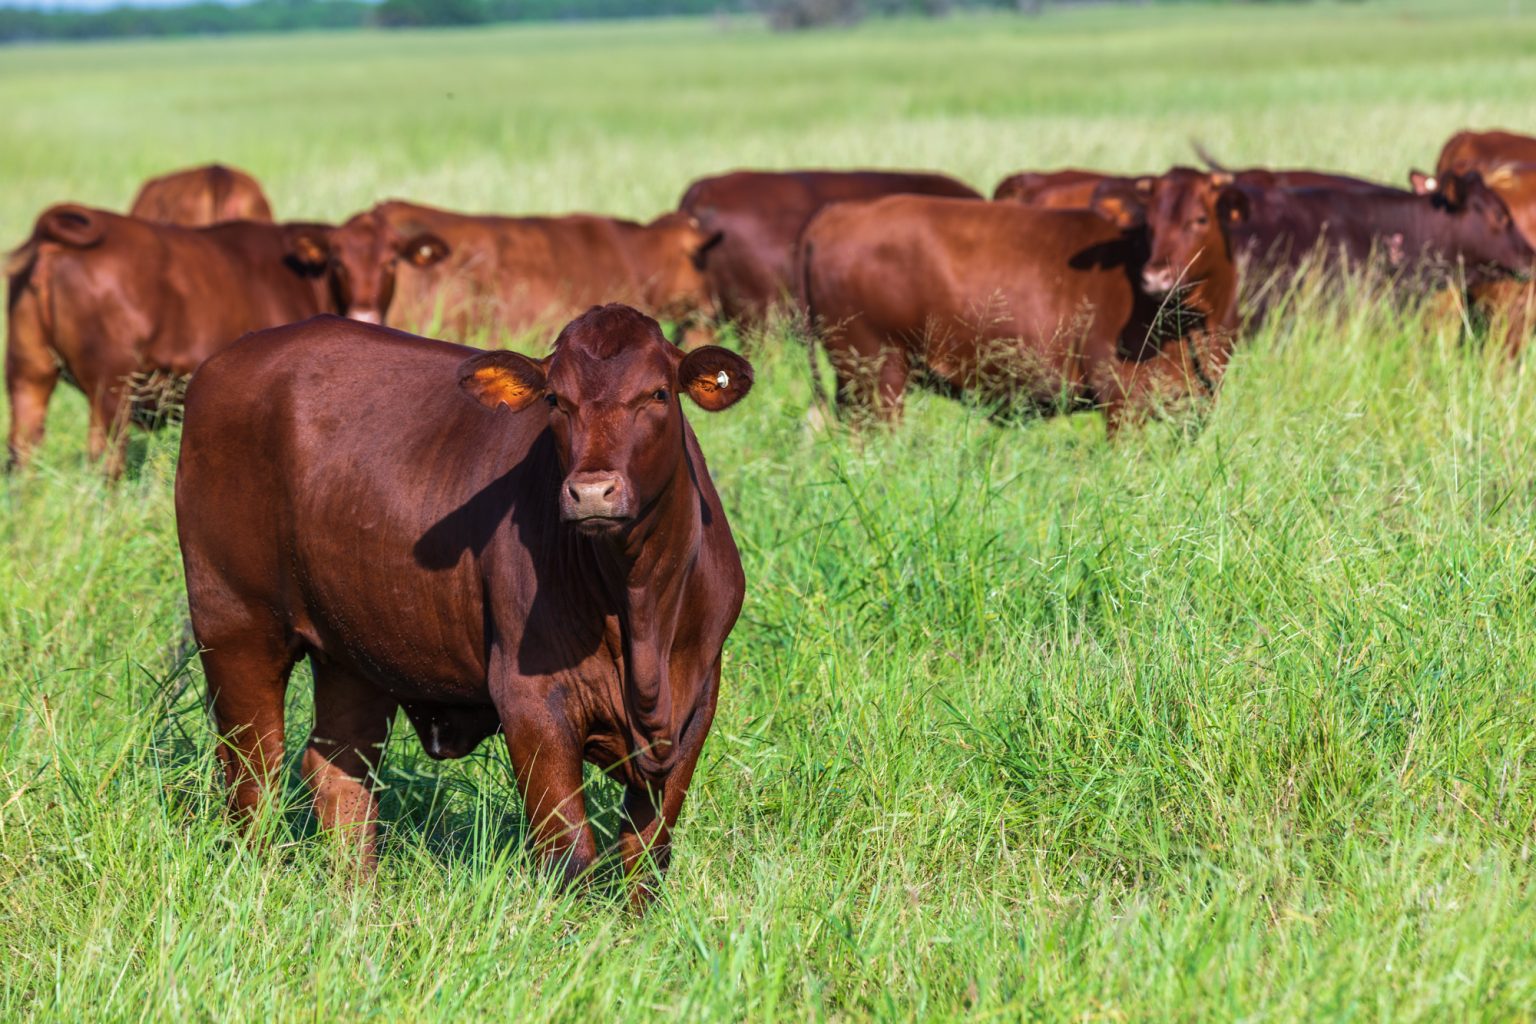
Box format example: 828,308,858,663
201,632,298,833
5,290,61,471
302,661,398,872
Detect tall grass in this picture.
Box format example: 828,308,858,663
5,3,1536,1020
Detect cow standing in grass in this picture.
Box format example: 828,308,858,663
175,304,753,907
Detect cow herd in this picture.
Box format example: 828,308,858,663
6,127,1536,906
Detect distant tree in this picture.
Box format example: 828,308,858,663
374,0,489,26
763,0,862,30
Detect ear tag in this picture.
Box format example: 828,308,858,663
716,370,730,388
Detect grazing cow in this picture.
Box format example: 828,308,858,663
994,164,1393,214
1431,129,1536,182
800,169,1244,432
5,204,329,476
1190,143,1400,194
175,305,753,907
677,169,980,329
1412,163,1536,247
1227,171,1534,303
129,163,275,226
287,201,721,346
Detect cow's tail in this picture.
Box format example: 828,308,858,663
1190,138,1232,174
798,237,832,423
6,205,101,283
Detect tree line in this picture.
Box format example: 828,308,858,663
0,0,1302,45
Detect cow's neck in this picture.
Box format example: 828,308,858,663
576,444,702,780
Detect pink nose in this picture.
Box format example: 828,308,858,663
1142,266,1177,294
562,472,630,522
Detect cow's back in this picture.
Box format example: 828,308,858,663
178,317,549,694
130,164,275,227
679,169,980,323
804,195,1136,401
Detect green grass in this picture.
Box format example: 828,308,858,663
6,2,1536,1019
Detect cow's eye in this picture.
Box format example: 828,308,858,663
652,388,669,403
545,394,559,408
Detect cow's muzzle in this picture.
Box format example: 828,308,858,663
347,307,383,325
561,472,632,529
1142,264,1178,295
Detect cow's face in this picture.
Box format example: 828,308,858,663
1431,172,1535,276
457,304,752,535
335,211,451,325
644,213,724,349
1138,171,1248,297
290,210,450,324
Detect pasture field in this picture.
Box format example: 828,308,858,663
6,1,1536,1019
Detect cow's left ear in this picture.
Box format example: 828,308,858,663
400,232,451,268
457,350,548,412
1215,186,1250,224
678,346,753,411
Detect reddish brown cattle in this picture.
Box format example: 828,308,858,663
800,170,1244,433
287,200,720,346
994,165,1393,214
5,205,329,476
1191,143,1400,194
1432,129,1536,181
1228,172,1533,299
677,169,980,328
129,163,274,226
175,305,753,906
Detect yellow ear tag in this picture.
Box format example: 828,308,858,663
716,370,730,388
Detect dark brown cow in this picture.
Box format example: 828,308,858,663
1228,172,1534,298
5,204,329,476
800,170,1244,433
129,163,274,226
1191,143,1401,195
175,305,753,906
287,200,720,346
677,169,980,329
1412,163,1536,248
1432,129,1536,181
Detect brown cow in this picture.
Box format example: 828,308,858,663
677,169,980,329
287,200,721,346
5,204,328,476
800,170,1244,433
175,305,753,907
129,163,274,226
1432,129,1536,182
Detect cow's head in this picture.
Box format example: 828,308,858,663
1427,171,1535,277
457,304,752,534
1099,169,1249,297
641,212,725,349
286,207,450,324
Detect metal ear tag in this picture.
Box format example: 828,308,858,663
716,370,730,388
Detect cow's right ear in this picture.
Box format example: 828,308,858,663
457,351,548,412
284,226,330,270
1409,170,1437,195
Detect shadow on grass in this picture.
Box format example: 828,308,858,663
139,634,637,895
